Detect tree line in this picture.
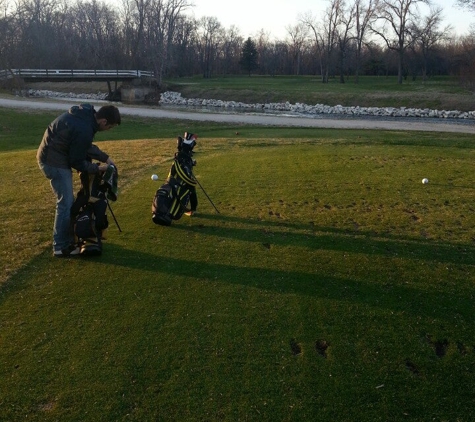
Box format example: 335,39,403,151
1,0,475,88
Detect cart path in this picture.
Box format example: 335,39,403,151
1,96,474,134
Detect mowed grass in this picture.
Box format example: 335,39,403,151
0,108,475,421
164,75,475,111
23,74,475,110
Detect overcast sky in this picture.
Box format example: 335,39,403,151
181,0,473,39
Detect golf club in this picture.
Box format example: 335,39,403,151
106,200,122,232
194,178,220,214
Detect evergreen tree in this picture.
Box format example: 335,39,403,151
239,37,258,76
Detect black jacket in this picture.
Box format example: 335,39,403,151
37,103,109,173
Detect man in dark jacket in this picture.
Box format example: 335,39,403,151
37,103,121,257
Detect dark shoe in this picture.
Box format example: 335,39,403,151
80,242,102,256
54,244,81,257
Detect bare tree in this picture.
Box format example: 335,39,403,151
371,0,430,84
0,0,464,83
0,0,12,17
169,15,199,76
13,0,69,67
0,0,14,70
456,0,475,10
147,0,191,85
121,0,153,69
286,22,309,75
219,25,244,75
254,29,272,74
455,29,475,90
336,0,355,83
409,6,451,81
197,16,223,79
354,0,379,83
302,0,342,83
72,0,121,68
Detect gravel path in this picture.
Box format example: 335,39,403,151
1,96,474,134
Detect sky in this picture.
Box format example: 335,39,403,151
182,0,474,40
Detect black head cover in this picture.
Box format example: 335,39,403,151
179,132,197,153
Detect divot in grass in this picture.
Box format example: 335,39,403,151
457,342,468,355
315,339,329,358
426,335,449,358
405,360,421,377
290,338,302,356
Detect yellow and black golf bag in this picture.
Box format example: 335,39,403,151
152,133,198,226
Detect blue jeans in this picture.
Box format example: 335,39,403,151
38,162,74,251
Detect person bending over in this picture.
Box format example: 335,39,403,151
37,103,120,257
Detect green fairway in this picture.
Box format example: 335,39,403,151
0,108,474,421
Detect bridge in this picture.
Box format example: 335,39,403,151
0,69,156,101
0,69,154,83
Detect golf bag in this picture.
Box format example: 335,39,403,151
152,132,198,226
71,165,118,255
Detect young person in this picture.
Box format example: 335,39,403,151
37,103,120,257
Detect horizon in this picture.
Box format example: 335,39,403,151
97,0,475,40
183,0,473,40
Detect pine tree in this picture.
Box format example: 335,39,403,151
239,38,259,76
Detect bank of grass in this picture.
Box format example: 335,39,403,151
163,74,475,111
21,74,475,111
1,108,475,421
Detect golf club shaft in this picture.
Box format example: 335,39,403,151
195,178,220,214
107,200,122,232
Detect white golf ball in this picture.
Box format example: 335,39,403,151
151,174,159,181
422,178,429,184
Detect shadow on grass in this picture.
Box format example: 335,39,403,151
92,242,473,323
177,212,475,266
1,212,473,326
429,183,475,189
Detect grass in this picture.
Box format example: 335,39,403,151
163,75,475,111
1,107,475,421
21,74,475,111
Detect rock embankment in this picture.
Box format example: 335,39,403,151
21,89,108,101
19,88,475,120
160,91,475,120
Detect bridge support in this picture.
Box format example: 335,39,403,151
106,80,121,101
120,85,156,103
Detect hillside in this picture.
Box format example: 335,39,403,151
21,77,475,112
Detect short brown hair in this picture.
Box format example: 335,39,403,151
96,105,121,125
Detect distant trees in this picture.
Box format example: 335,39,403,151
455,0,475,88
408,7,450,81
371,0,430,84
0,0,13,69
286,22,309,75
354,0,378,83
301,0,341,83
456,0,475,10
128,0,191,86
239,37,258,75
0,0,473,89
197,16,223,79
336,0,356,83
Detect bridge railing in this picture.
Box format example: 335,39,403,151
0,69,154,79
